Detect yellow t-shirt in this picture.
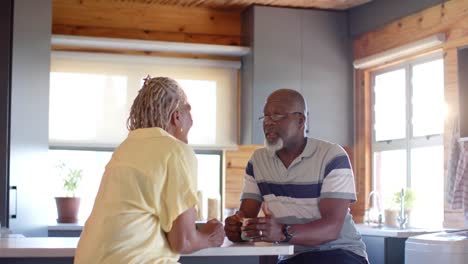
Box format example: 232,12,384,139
74,127,198,264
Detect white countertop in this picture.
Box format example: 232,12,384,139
356,224,443,238
0,237,293,258
0,237,77,258
188,239,293,256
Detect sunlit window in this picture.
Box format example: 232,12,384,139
48,51,238,223
372,55,444,228
411,59,445,137
50,72,129,147
48,149,112,223
48,150,221,223
373,150,407,208
194,152,222,220
178,80,217,145
374,69,406,141
410,146,444,227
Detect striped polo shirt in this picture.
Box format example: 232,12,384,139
241,137,367,260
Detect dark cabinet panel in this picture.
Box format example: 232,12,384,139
362,235,407,264
0,0,13,228
458,47,468,140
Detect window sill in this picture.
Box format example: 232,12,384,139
48,223,83,237
48,223,83,231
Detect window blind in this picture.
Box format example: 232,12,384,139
49,51,239,149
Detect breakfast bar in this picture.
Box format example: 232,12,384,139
0,237,294,264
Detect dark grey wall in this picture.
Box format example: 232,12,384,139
348,0,447,37
301,9,352,145
9,0,51,237
458,47,468,139
0,0,13,228
241,6,353,146
240,9,254,145
251,6,302,144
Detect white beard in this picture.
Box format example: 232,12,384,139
264,138,284,155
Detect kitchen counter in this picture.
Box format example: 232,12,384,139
356,224,443,238
0,237,293,258
356,224,445,264
0,237,76,258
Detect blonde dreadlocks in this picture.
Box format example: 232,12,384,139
127,76,187,131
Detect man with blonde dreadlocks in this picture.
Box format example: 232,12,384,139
75,76,225,264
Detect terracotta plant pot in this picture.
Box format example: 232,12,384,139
55,197,80,223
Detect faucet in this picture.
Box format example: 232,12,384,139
396,188,408,229
366,190,383,227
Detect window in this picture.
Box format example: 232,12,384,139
49,51,238,222
371,55,445,228
193,151,222,220
48,149,221,223
48,149,113,223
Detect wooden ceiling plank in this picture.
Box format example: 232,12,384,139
53,24,187,42
104,0,371,9
50,24,242,46
53,0,241,36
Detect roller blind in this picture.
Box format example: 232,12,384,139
49,51,239,149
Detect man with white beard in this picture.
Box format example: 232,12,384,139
224,89,368,264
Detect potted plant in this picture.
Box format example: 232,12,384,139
55,162,82,223
384,189,415,227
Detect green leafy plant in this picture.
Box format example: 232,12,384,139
56,161,82,197
393,188,415,210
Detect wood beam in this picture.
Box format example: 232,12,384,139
353,0,468,59
53,0,241,46
351,69,371,223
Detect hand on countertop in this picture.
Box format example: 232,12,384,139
200,218,224,247
241,214,285,243
224,211,244,242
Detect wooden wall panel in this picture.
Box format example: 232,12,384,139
344,145,365,223
52,0,241,46
353,0,468,227
225,145,262,210
442,49,465,228
354,0,468,59
352,69,372,224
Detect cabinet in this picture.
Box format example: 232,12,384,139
8,0,51,237
0,0,13,228
362,235,407,264
240,6,353,146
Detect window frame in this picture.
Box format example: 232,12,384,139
191,148,224,219
370,53,444,190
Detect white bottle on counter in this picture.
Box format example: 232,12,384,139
207,194,220,221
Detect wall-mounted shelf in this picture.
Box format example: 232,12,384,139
51,35,250,57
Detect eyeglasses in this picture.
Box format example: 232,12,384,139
258,112,303,122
